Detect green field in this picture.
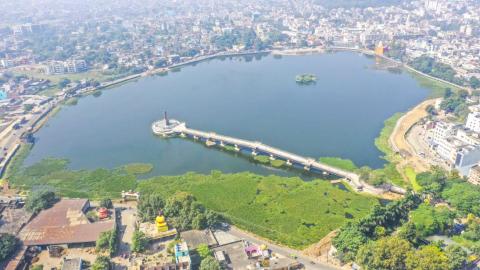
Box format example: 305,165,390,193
408,71,463,98
138,172,379,249
8,156,379,249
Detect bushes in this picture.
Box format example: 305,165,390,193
442,182,480,216
409,204,455,237
25,189,57,213
96,229,118,256
164,192,221,231
199,256,221,270
0,234,17,262
131,230,149,253
92,256,111,270
197,244,212,259
333,193,421,262
356,237,411,270
137,194,165,222
137,191,221,231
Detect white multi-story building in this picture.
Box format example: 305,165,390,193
466,111,480,133
46,61,66,75
65,60,87,73
46,59,87,75
430,121,480,175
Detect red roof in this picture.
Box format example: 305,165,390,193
20,199,115,246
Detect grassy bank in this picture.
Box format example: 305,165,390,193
405,167,421,191
408,71,464,98
138,171,379,248
375,113,403,163
9,158,137,199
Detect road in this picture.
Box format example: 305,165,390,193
110,206,137,270
0,99,57,174
227,226,343,270
389,98,438,173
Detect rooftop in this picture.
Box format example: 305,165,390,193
19,199,115,246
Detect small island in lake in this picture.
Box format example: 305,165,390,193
295,73,317,84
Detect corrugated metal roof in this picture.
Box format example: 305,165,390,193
20,199,115,246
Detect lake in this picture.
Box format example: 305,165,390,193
24,52,429,176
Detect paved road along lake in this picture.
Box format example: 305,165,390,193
24,52,429,176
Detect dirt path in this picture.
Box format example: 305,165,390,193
389,98,439,173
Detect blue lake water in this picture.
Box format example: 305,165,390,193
24,52,429,176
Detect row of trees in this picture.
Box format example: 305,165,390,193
356,236,467,270
335,165,480,269
439,88,469,119
409,56,480,90
332,193,422,262
409,56,464,86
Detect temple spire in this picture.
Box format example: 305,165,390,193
164,111,169,126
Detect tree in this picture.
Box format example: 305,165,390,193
470,76,480,89
416,168,447,197
131,230,149,253
398,222,423,247
462,222,480,241
332,222,367,262
92,256,111,270
406,245,449,270
426,104,437,116
96,229,117,256
99,198,113,209
164,192,220,231
199,256,221,270
25,190,57,213
356,236,412,270
23,104,34,112
0,234,17,261
445,245,467,270
58,78,71,88
138,194,165,222
197,244,212,259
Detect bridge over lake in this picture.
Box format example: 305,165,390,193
152,117,408,195
152,117,366,191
